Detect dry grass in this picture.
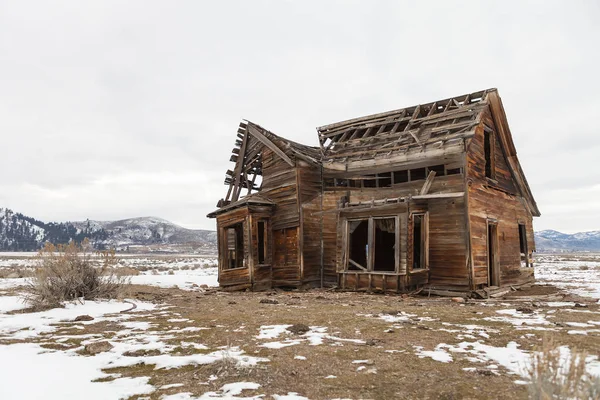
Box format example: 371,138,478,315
23,240,129,309
527,337,600,400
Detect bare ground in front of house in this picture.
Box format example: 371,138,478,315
4,281,600,400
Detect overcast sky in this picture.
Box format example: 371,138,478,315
1,1,598,233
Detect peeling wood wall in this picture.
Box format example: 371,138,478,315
466,107,535,288
297,161,323,286
260,147,301,286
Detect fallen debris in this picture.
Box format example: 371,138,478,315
73,314,94,322
287,324,310,335
84,341,113,355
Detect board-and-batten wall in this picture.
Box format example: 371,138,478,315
260,147,301,285
466,107,535,288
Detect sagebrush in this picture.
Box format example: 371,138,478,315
24,240,129,309
527,337,600,400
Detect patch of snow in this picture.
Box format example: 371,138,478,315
257,325,291,340
129,271,217,290
0,343,154,400
545,302,576,307
294,355,306,360
163,382,262,399
0,299,155,340
0,295,27,313
414,345,453,363
160,383,185,389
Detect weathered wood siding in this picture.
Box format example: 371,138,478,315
323,170,468,291
466,107,535,288
259,147,302,286
297,161,323,286
261,147,300,230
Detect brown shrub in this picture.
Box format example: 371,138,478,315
527,337,600,399
23,240,129,309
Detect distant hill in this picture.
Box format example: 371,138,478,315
0,208,216,253
535,230,600,252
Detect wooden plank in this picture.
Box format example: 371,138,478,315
246,123,295,167
412,192,464,200
419,171,436,195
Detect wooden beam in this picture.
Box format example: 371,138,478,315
412,192,464,200
419,171,436,195
230,127,250,202
246,123,295,167
348,259,367,271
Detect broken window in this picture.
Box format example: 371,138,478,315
335,178,349,187
484,128,495,179
428,164,445,176
518,223,529,268
378,172,392,188
348,220,369,270
224,222,244,269
518,224,527,255
412,213,428,270
347,217,399,272
257,220,267,264
410,168,426,181
393,170,408,184
363,175,377,188
373,218,396,272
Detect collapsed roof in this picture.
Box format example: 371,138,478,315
210,88,540,217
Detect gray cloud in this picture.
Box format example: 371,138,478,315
1,1,599,233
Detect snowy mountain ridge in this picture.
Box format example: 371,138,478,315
535,229,600,252
0,208,217,252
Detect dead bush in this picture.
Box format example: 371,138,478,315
527,337,600,399
23,240,130,309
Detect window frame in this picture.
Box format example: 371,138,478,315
484,125,496,180
410,212,429,272
256,219,270,266
345,215,400,273
221,221,247,271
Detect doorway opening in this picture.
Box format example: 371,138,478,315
487,222,499,286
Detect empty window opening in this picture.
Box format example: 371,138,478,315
428,164,445,176
373,218,396,272
335,178,349,187
258,221,267,264
393,170,409,184
378,172,392,188
324,178,334,187
412,214,427,270
410,168,427,181
225,223,244,269
446,168,461,175
518,224,527,255
484,129,495,179
363,175,377,188
348,220,369,270
487,223,499,286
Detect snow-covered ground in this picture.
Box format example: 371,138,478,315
535,253,600,300
0,254,218,290
0,253,599,399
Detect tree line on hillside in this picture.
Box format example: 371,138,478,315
0,209,110,251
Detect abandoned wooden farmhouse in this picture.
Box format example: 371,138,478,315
207,88,540,294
